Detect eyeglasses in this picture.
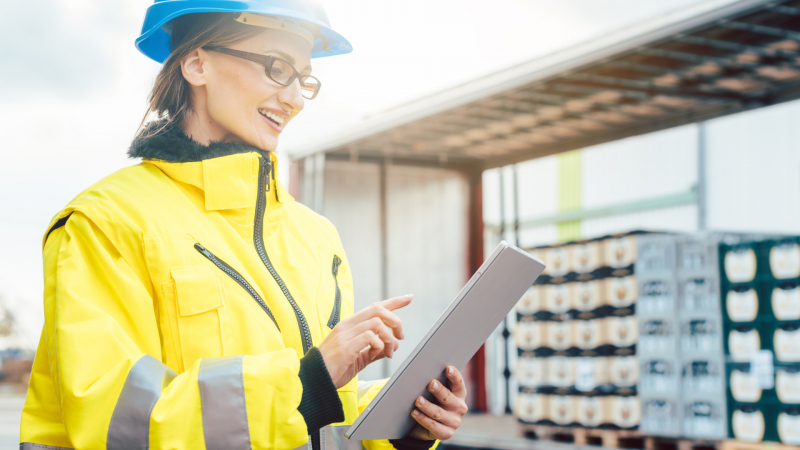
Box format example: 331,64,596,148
203,46,321,100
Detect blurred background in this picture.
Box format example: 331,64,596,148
2,0,800,448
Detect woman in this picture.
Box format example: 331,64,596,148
19,1,468,449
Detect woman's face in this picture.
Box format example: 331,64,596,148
183,28,312,151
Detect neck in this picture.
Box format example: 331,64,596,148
181,107,244,146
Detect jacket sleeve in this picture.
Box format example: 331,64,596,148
357,380,440,450
41,211,341,449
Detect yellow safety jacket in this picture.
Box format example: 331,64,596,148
19,128,432,450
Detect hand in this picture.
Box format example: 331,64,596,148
318,295,412,388
408,366,468,441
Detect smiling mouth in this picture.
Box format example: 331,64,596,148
258,109,285,128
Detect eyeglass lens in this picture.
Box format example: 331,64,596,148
268,59,319,99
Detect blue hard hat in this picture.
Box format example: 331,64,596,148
136,0,353,63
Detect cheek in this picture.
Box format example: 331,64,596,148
207,68,267,125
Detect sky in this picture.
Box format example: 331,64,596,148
0,0,707,346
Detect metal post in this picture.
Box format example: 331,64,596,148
697,122,708,231
379,159,390,379
499,168,512,414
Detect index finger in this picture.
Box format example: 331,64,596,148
376,294,413,311
349,296,412,339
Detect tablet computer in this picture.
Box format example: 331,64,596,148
345,241,545,440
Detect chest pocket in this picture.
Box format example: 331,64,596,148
161,265,235,372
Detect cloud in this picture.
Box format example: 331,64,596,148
0,0,134,102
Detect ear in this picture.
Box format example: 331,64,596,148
181,49,208,87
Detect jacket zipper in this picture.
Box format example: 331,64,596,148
194,243,279,330
255,157,313,354
327,255,342,329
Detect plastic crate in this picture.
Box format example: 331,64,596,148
638,277,678,315
680,314,724,357
639,317,679,356
636,234,677,276
677,235,719,274
639,357,681,395
683,395,728,439
640,396,682,436
680,273,720,313
682,356,725,396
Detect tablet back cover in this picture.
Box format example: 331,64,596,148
347,242,544,440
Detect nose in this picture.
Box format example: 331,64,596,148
277,78,305,113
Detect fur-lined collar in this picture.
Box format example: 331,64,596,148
128,119,270,163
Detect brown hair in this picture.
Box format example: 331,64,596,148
136,13,264,139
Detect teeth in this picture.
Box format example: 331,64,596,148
259,109,285,125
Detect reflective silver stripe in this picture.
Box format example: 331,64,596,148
107,354,176,450
20,444,74,450
199,355,251,450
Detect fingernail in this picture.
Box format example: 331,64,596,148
419,397,426,405
448,367,454,375
404,294,413,299
431,381,439,390
412,409,419,416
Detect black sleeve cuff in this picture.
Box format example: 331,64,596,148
297,346,345,434
389,437,438,450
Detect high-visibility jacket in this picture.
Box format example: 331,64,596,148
19,132,433,449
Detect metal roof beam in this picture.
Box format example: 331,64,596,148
559,73,745,101
720,19,800,41
602,60,672,75
765,4,800,16
641,46,727,64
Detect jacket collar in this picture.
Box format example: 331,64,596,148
130,119,293,209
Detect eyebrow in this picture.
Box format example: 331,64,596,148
262,49,312,72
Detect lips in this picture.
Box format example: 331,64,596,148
259,109,284,132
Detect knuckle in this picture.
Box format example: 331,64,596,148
441,430,454,440
454,416,462,428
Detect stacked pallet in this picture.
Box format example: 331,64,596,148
514,232,642,430
722,237,800,445
637,233,732,440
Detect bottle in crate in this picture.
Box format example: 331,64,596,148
770,280,800,321
765,238,800,280
776,404,800,445
775,363,800,404
773,321,800,363
720,242,759,285
729,402,770,443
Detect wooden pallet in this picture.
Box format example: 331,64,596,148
719,440,799,450
520,425,724,450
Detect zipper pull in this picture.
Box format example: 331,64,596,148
332,255,341,276
194,243,214,260
262,159,272,193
